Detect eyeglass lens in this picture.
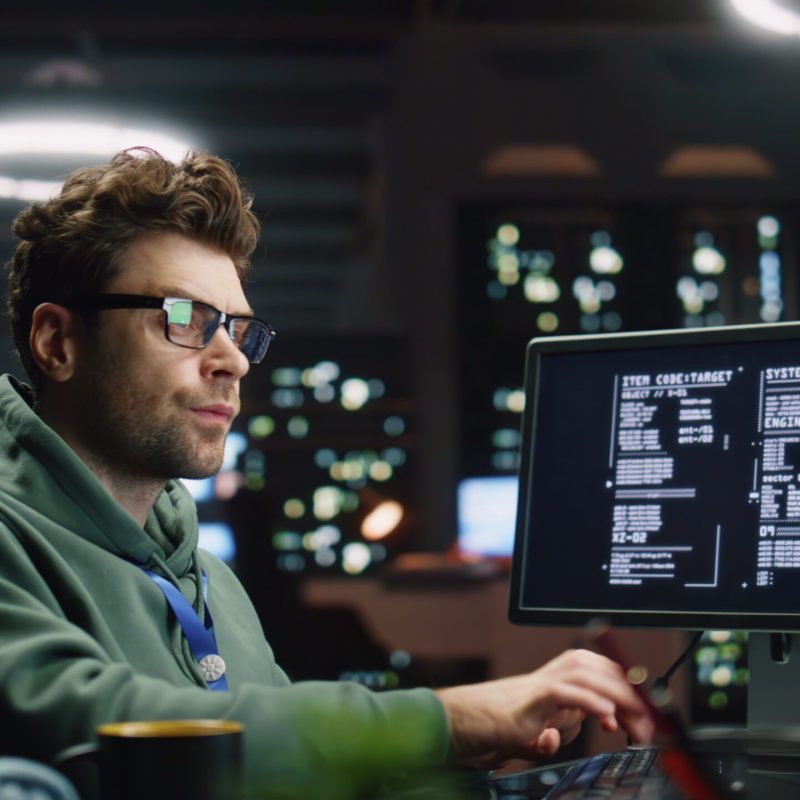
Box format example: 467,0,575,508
165,300,271,363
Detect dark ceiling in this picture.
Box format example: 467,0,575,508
0,2,732,47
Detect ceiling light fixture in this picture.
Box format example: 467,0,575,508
482,144,602,177
0,120,195,161
659,145,774,177
0,175,61,202
729,0,800,35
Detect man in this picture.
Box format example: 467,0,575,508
0,148,652,798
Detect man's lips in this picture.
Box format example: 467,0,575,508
191,404,236,423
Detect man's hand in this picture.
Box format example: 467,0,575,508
435,649,654,767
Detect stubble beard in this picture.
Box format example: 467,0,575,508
74,343,231,486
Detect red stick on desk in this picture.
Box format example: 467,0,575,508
588,623,722,800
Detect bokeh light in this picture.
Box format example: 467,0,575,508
341,378,370,411
362,501,404,541
383,416,406,436
283,498,306,519
537,311,559,332
368,461,393,482
271,367,302,387
589,246,623,274
506,389,525,413
271,388,304,408
496,223,520,246
314,448,337,469
524,274,560,303
248,415,275,439
342,542,372,574
273,531,302,551
381,447,407,467
313,384,336,403
313,486,344,520
692,246,726,275
277,553,306,573
287,416,309,438
758,215,780,239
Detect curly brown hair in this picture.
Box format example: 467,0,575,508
5,147,261,395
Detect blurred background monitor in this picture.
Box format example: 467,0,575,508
457,475,518,559
198,523,237,563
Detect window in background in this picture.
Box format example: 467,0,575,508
221,337,422,685
457,203,798,479
232,337,414,579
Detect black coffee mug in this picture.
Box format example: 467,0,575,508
57,719,244,800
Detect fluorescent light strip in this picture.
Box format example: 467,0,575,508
0,175,62,202
730,0,800,35
0,121,195,161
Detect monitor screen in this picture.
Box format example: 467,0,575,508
509,321,800,631
457,475,518,558
198,523,237,563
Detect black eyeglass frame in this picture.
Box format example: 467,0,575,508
69,293,276,364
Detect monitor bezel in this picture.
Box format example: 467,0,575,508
508,320,800,632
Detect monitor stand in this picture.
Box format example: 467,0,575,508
687,632,800,798
746,633,800,731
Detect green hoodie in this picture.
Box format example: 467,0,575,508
0,375,449,798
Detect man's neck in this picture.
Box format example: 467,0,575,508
36,397,163,526
68,445,164,526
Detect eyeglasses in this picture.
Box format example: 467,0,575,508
71,294,276,364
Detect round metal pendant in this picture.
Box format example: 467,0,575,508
199,654,227,682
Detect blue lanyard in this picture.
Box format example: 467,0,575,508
142,568,229,691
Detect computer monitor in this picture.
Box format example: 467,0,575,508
509,321,800,631
198,523,237,563
508,322,800,728
457,475,518,558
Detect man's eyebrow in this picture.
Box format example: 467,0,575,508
159,287,255,317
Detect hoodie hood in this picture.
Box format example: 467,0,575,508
0,374,198,577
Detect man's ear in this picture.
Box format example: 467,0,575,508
29,303,83,384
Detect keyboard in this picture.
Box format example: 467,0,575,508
491,748,683,799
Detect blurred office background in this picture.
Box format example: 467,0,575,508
0,0,792,740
